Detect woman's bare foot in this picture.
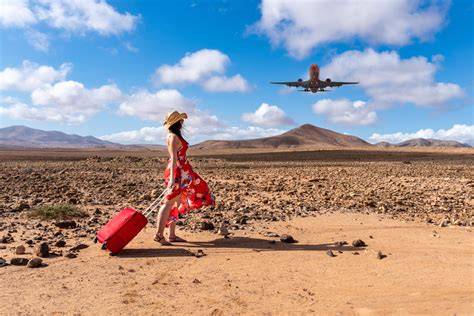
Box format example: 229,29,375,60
154,234,172,245
168,235,187,242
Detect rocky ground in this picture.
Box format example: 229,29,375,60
1,148,473,314
0,148,473,265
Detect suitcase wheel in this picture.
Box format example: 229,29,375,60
101,242,107,250
93,237,98,244
109,252,118,257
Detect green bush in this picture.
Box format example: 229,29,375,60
28,204,87,220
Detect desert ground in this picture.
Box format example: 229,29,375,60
1,147,473,315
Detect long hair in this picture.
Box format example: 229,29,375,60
168,120,188,144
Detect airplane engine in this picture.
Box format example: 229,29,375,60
325,78,331,83
298,78,303,82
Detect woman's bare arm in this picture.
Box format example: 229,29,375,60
167,134,179,188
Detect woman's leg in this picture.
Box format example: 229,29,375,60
155,194,180,243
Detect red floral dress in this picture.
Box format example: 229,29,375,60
164,137,215,226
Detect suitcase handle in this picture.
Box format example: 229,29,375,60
142,188,170,218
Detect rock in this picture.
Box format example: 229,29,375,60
353,252,360,255
17,202,30,212
439,219,449,227
55,240,66,247
326,250,336,257
335,241,348,247
193,278,202,284
1,235,14,244
15,245,26,254
200,221,214,231
64,252,77,259
217,222,230,236
0,257,7,267
54,220,77,229
10,257,29,266
280,234,297,243
264,231,279,238
195,249,206,258
0,245,6,249
69,243,89,252
352,239,366,247
237,217,247,225
27,257,43,268
35,242,49,257
376,251,387,260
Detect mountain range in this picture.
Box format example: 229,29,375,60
0,125,470,149
192,124,371,149
0,126,119,148
374,138,471,148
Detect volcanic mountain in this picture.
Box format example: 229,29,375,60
0,126,120,148
375,138,471,148
192,124,372,149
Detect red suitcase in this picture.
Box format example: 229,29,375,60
96,191,166,255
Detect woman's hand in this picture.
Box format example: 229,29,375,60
166,176,174,191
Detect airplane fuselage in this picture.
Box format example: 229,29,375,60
308,64,320,93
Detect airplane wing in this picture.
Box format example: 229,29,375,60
270,81,304,87
327,81,359,87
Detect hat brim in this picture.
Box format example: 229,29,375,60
163,113,187,129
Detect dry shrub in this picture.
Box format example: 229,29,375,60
28,204,87,220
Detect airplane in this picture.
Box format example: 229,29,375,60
270,64,358,93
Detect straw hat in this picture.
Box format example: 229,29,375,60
163,111,188,129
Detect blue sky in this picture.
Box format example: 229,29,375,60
0,0,473,145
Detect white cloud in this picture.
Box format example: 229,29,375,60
209,126,285,141
202,74,251,92
0,60,123,124
0,0,36,27
100,125,285,144
101,126,166,143
108,90,286,143
118,89,195,121
251,0,447,59
124,42,139,53
153,49,251,93
25,29,50,52
117,88,225,136
312,99,378,126
0,60,71,91
369,124,474,145
241,103,295,126
33,0,138,35
0,99,86,124
321,49,463,108
31,80,122,114
154,49,229,85
0,0,139,51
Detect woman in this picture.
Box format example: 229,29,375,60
155,111,215,245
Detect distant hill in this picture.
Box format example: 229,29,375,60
374,138,471,148
374,141,394,148
0,126,121,148
192,124,372,149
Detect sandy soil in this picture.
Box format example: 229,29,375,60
1,213,473,315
